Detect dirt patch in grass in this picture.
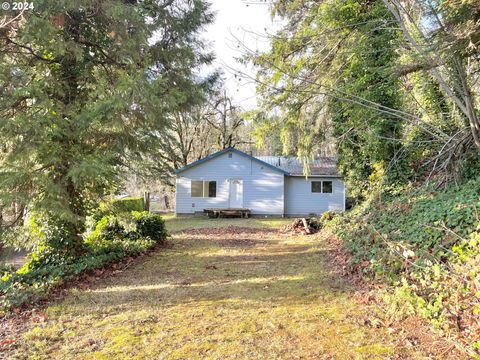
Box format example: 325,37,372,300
180,226,280,248
2,218,428,359
182,226,279,236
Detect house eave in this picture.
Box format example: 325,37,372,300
174,147,290,176
286,174,342,178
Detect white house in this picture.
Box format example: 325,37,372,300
175,148,345,217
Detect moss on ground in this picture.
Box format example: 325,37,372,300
6,217,421,359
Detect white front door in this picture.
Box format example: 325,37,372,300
229,179,243,208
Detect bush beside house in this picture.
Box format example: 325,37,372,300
0,198,167,312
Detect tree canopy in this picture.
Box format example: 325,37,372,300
249,0,480,194
0,0,213,251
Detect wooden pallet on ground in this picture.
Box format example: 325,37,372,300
204,208,251,219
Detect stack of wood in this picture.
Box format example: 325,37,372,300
283,218,321,235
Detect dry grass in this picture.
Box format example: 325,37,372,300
4,216,423,359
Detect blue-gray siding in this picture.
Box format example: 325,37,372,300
175,151,285,215
284,177,345,216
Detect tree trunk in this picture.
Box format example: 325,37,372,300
14,202,24,226
453,55,480,149
164,195,169,209
62,177,86,256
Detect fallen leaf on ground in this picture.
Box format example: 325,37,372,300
0,339,16,347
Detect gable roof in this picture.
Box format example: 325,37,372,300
255,156,339,176
174,147,289,175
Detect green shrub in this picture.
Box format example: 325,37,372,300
88,212,167,244
319,210,337,224
28,214,84,257
88,215,126,242
89,197,145,227
131,212,168,242
0,209,167,312
110,197,145,213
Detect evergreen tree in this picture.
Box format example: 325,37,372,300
0,0,212,253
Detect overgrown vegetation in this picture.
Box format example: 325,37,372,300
0,199,167,312
248,0,480,355
250,0,479,188
328,178,480,355
0,0,208,313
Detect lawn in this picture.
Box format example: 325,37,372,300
160,213,293,232
4,216,420,359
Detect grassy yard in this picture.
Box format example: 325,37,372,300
4,216,420,359
160,213,293,232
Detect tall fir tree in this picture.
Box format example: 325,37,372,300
0,0,213,253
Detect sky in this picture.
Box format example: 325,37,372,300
203,0,278,109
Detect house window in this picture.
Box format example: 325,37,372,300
191,180,217,198
311,181,322,193
208,181,217,197
311,180,333,194
191,181,203,197
322,181,333,193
